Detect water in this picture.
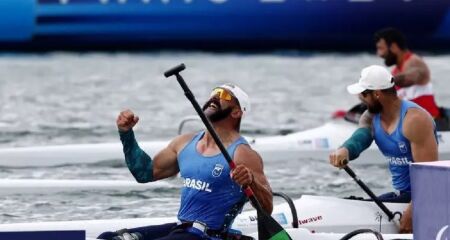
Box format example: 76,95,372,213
0,52,449,225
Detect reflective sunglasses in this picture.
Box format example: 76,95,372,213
210,88,233,101
361,89,374,97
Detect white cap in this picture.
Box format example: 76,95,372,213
347,65,395,95
219,83,251,118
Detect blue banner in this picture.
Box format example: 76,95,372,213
411,162,450,240
0,0,34,41
0,230,85,240
2,0,450,49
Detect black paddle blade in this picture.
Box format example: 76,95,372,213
257,210,292,240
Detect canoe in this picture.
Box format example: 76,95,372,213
0,195,407,238
249,228,413,240
0,119,448,167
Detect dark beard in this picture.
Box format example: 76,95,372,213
208,107,232,122
202,99,232,122
384,50,397,67
367,100,383,114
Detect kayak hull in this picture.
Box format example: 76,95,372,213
250,228,413,240
0,195,407,238
0,120,448,167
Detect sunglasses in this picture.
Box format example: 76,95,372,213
361,89,374,97
210,88,233,101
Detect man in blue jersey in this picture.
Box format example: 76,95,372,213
98,84,273,240
329,65,438,233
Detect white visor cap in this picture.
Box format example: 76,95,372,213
347,65,395,95
219,84,250,118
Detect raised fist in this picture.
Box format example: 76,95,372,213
117,109,139,132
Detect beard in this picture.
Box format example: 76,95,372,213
384,50,397,67
366,100,383,114
202,99,233,122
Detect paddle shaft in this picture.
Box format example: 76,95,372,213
343,165,396,221
165,64,264,211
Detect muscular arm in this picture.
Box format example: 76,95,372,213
394,57,430,87
121,131,192,182
234,145,273,214
120,130,154,183
330,110,374,166
152,134,192,181
403,108,438,163
344,110,374,160
400,108,438,233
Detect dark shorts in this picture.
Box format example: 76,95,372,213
97,223,205,240
377,191,411,203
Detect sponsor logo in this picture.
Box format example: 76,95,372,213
398,141,408,153
250,213,288,225
387,156,410,166
314,138,329,149
298,140,312,145
272,213,288,225
212,164,224,177
297,140,313,150
298,215,323,225
183,178,212,192
436,225,449,240
298,138,329,149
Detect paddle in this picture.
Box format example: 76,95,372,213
342,162,402,223
164,63,292,240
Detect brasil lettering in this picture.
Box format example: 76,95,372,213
183,178,212,192
248,215,324,225
387,156,411,166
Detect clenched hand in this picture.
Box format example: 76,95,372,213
117,109,139,132
231,165,254,187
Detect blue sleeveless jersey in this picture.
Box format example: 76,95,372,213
373,100,437,191
177,131,247,230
